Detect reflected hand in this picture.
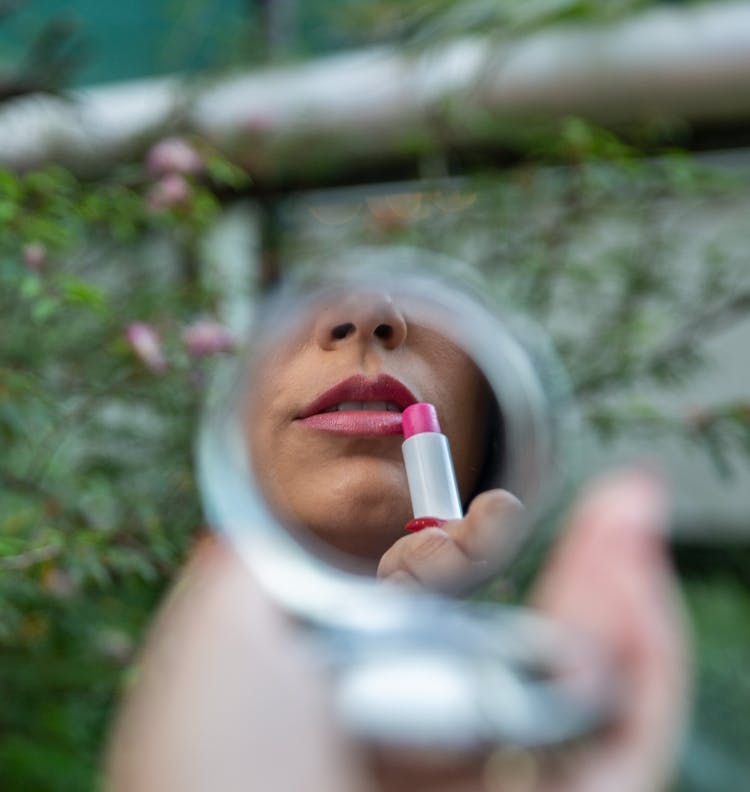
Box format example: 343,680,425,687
376,489,524,593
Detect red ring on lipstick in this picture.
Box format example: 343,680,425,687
404,516,447,533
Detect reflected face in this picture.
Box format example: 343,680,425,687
245,290,490,565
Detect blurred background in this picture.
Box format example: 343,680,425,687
0,1,748,789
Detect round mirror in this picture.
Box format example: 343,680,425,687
200,248,571,601
197,247,611,751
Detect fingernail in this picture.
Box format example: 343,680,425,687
405,516,447,533
620,468,667,521
598,468,670,542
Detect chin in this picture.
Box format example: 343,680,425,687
257,456,412,562
312,506,410,562
292,476,412,562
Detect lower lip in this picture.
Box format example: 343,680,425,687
297,411,403,435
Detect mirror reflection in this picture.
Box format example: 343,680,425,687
218,259,564,594
246,288,498,569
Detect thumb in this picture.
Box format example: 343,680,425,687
532,470,690,792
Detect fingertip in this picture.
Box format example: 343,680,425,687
402,526,455,566
466,488,524,521
378,568,421,588
576,467,670,543
446,490,525,569
536,467,674,615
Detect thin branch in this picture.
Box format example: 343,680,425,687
24,368,134,483
577,288,750,398
0,544,61,571
646,290,750,375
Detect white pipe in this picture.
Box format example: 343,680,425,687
0,1,749,174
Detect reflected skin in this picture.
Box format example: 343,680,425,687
245,290,495,567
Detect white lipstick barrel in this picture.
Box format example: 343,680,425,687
401,403,463,523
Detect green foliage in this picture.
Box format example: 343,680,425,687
0,3,747,792
0,150,247,790
678,570,750,791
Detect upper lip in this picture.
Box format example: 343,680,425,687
297,374,417,418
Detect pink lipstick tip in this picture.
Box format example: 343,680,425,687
402,403,441,439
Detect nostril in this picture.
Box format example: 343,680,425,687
331,322,355,340
373,323,393,341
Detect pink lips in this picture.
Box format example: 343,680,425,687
296,374,417,436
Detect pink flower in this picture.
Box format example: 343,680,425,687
182,319,236,358
126,322,168,373
146,173,192,213
147,137,204,177
23,241,46,271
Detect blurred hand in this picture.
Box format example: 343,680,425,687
106,470,689,792
529,470,689,792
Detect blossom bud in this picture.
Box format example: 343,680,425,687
147,137,203,177
23,241,46,271
146,173,191,212
126,322,168,373
182,318,236,358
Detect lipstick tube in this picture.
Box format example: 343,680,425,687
401,403,463,531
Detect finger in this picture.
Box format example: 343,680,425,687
378,490,523,593
445,488,524,566
377,527,475,593
533,469,690,792
378,567,422,588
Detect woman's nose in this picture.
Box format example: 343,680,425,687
314,292,408,352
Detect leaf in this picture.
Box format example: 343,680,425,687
0,198,18,222
19,274,42,299
31,298,60,323
0,537,27,557
59,276,106,312
703,429,734,480
206,156,251,190
0,168,22,200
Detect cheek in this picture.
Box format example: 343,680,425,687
244,359,305,509
437,402,486,500
252,447,413,560
448,401,490,500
